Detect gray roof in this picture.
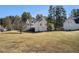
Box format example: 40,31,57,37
26,17,45,23
68,16,79,20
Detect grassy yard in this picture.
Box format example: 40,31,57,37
0,31,79,53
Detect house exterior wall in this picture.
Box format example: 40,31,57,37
34,19,47,32
22,20,31,31
22,24,30,31
34,22,39,31
63,19,79,30
22,18,47,32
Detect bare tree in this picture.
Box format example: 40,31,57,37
19,19,23,34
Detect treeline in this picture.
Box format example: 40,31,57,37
0,12,32,31
0,5,79,31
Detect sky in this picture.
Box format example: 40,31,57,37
0,5,79,18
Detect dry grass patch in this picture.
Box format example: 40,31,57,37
0,31,79,52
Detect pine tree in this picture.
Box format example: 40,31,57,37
48,5,53,23
71,9,79,17
52,6,67,30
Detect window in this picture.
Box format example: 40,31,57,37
74,18,79,23
27,24,29,25
31,21,33,23
40,23,42,26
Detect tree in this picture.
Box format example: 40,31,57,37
13,15,21,30
2,16,15,30
47,23,53,31
3,17,13,30
8,16,15,24
36,14,43,20
48,5,53,23
0,18,4,26
21,12,32,22
47,5,55,31
52,6,67,30
18,19,23,34
71,9,79,17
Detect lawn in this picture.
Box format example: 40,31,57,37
0,31,79,53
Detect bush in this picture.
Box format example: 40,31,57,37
47,23,54,31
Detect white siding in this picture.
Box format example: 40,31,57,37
22,20,30,31
63,19,79,30
34,19,47,32
22,18,47,32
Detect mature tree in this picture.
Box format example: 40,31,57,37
0,18,4,26
12,15,23,34
13,15,21,30
47,5,54,31
2,16,15,29
71,9,79,17
8,16,15,23
21,12,32,22
36,14,43,20
3,17,13,30
52,6,67,30
47,5,53,23
18,19,23,34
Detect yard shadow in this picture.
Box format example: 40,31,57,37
1,30,79,34
23,31,40,33
1,31,41,34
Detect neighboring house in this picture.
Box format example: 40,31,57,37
63,16,79,30
22,17,47,32
0,25,7,32
22,19,34,31
34,17,47,32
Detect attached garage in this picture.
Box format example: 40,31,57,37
27,27,35,32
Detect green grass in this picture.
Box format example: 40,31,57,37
0,31,79,53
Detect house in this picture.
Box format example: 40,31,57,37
63,16,79,30
22,17,47,32
0,25,7,32
34,17,47,32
